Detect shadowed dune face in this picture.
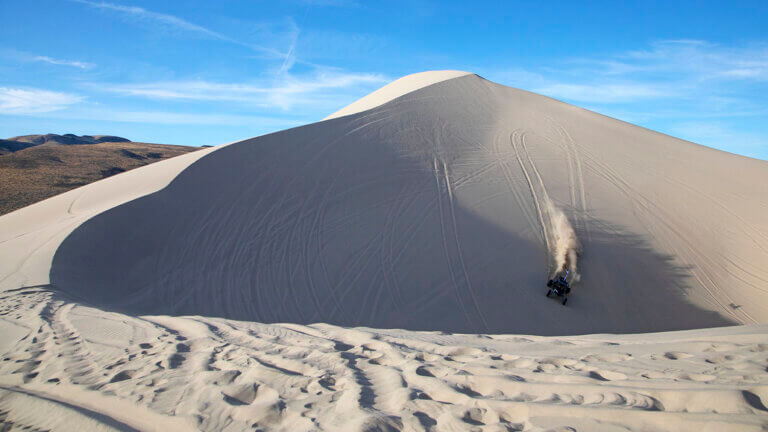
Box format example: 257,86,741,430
50,75,757,334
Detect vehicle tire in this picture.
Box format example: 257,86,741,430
546,290,551,297
562,298,568,305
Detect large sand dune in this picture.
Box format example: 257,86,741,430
43,72,768,335
1,71,768,431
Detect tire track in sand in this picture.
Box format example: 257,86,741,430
492,129,540,241
545,118,591,243
510,129,555,273
577,147,754,323
430,119,488,331
441,159,489,332
432,156,474,329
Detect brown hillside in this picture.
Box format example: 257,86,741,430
0,141,199,215
8,133,131,145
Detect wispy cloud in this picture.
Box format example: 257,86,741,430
95,71,388,109
278,18,301,74
75,0,226,40
47,108,305,127
0,49,95,70
486,40,768,159
534,83,671,104
33,55,94,69
622,40,768,82
108,111,303,126
0,87,84,114
75,0,291,61
74,1,357,76
494,39,768,105
668,120,768,159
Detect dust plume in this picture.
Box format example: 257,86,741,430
546,201,581,283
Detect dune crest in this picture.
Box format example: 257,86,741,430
324,70,472,119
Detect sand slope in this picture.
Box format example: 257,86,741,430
46,73,768,335
0,287,766,431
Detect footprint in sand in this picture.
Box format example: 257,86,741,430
541,358,579,368
446,347,483,357
222,383,279,406
413,352,439,362
109,370,137,383
581,353,632,363
409,389,432,400
499,354,520,361
509,358,535,369
663,352,694,360
703,343,738,352
678,373,716,382
589,370,627,381
534,363,557,373
706,354,736,364
461,407,486,426
415,365,435,377
208,370,241,386
454,383,483,398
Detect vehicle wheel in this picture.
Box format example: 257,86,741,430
546,290,551,297
562,297,568,305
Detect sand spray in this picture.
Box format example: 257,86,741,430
545,200,581,283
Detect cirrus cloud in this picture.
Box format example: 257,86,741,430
33,55,94,69
534,83,671,104
93,71,389,110
0,87,84,114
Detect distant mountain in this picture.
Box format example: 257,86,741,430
0,138,199,215
1,134,133,156
0,139,37,155
8,133,131,146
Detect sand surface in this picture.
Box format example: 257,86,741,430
0,287,767,431
1,71,767,430
48,73,768,334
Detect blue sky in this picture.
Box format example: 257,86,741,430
1,1,766,159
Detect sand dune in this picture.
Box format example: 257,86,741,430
1,71,767,431
47,72,768,334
